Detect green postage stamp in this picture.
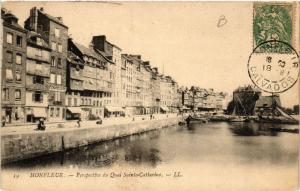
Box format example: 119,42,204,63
249,2,299,93
253,3,295,53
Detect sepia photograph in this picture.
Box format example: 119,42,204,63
0,1,299,191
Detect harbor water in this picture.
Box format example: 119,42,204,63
2,122,299,191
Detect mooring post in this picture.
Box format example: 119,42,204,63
61,136,65,152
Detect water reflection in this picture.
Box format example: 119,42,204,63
2,122,298,171
229,122,279,136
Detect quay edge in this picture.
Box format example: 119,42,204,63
1,116,182,165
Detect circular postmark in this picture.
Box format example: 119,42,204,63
248,40,300,93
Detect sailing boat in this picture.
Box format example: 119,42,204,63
256,94,299,125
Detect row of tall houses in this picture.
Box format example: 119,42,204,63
179,86,230,112
1,7,181,124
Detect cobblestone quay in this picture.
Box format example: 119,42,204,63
1,116,181,164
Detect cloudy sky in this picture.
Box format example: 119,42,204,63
3,2,299,107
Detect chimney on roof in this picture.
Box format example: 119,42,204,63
91,35,106,52
25,7,38,32
130,55,141,60
56,17,63,22
40,7,44,12
153,67,158,73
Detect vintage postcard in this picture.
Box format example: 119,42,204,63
0,1,299,191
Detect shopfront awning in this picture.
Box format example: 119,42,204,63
160,106,169,112
32,108,47,118
67,107,82,114
105,106,124,112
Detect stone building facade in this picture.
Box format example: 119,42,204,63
25,31,51,122
25,7,68,121
1,7,183,125
1,9,27,124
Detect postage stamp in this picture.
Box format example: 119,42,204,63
253,3,295,53
248,40,299,93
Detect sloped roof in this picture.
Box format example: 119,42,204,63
73,42,105,62
255,96,281,108
2,11,26,31
38,9,68,28
67,51,84,65
234,85,261,93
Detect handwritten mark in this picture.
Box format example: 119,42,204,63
217,15,227,28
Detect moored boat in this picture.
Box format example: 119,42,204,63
228,116,246,122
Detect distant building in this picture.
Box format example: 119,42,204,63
127,55,144,115
180,86,228,112
71,41,115,119
150,67,161,114
141,61,152,114
91,35,123,111
159,75,174,113
254,95,281,116
1,8,27,124
121,54,136,115
65,39,84,120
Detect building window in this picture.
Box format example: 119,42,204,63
2,88,9,101
6,51,13,63
16,35,22,47
15,71,21,82
56,74,62,85
51,57,56,67
58,44,62,53
15,89,21,100
56,108,60,117
33,91,43,102
33,75,44,84
68,98,72,106
51,42,56,51
16,54,22,64
74,98,77,106
55,92,61,102
6,33,13,44
6,69,13,81
50,108,54,117
54,28,60,37
50,73,56,84
57,58,62,68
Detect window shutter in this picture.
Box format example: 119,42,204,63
33,76,36,84
41,93,43,102
32,93,35,101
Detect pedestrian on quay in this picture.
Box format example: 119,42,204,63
1,116,6,127
77,117,81,128
35,118,46,131
186,115,191,126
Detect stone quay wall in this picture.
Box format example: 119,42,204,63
1,116,181,164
